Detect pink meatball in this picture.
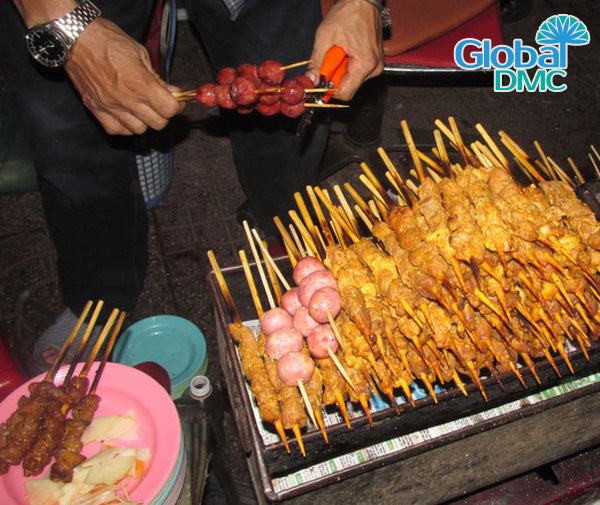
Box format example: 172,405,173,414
265,328,303,360
257,81,280,105
195,83,218,107
308,286,342,324
280,79,306,105
229,77,258,106
236,63,261,87
306,324,339,359
236,104,255,114
216,66,237,85
256,101,280,116
280,100,305,118
298,269,337,307
294,75,314,90
258,60,285,85
214,84,236,109
277,352,315,386
292,256,327,285
292,306,320,337
280,287,302,316
261,307,293,335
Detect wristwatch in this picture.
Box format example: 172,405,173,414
356,0,392,30
25,0,102,68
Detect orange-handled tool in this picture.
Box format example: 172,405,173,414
296,45,348,135
319,45,349,102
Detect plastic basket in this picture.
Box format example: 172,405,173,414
136,147,173,209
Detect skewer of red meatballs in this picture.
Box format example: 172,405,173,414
174,59,346,118
261,256,343,387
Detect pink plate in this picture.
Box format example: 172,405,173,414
0,361,181,505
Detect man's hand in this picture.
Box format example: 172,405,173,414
305,0,384,102
65,17,185,135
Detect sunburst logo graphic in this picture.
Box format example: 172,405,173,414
535,14,590,68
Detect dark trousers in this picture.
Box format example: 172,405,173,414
185,0,330,236
0,1,154,315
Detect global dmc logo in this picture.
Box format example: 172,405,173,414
454,14,590,92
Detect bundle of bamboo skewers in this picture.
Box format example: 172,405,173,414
209,117,600,456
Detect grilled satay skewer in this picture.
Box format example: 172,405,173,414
315,356,352,429
238,249,302,450
0,301,101,475
241,232,321,442
256,331,308,454
252,226,358,404
208,250,290,451
47,310,124,482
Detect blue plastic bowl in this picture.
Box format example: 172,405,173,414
113,315,207,399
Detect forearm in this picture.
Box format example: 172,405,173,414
12,0,78,27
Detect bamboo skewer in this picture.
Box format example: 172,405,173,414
333,185,361,237
280,60,312,71
273,216,301,267
89,311,127,394
306,185,336,248
401,120,426,182
358,174,390,214
547,156,576,187
313,186,360,243
64,301,105,383
305,103,350,109
533,140,554,178
498,131,545,183
255,87,332,94
475,123,510,171
448,116,473,166
289,223,309,258
239,250,265,320
360,162,395,210
243,220,276,310
251,228,292,292
77,307,120,380
44,300,95,382
344,182,378,221
568,157,585,184
296,190,328,258
289,210,322,259
591,146,600,179
589,153,600,179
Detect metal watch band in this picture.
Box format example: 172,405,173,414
54,0,101,42
358,0,391,30
336,0,392,30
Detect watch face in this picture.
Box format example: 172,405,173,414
26,27,69,68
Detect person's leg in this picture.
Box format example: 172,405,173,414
0,0,154,364
185,0,329,236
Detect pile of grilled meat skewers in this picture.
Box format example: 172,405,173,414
216,120,600,455
0,304,123,482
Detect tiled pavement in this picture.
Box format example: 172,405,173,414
1,1,599,503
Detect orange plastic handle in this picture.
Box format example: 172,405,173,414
320,45,348,102
320,45,348,81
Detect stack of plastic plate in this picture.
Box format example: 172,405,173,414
148,435,186,505
113,315,208,399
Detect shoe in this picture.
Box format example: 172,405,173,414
30,308,102,376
